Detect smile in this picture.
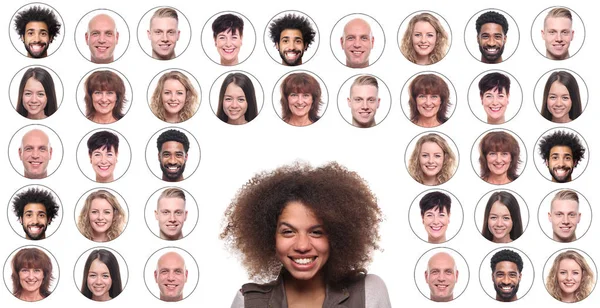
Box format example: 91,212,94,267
484,47,499,54
291,257,317,265
222,48,236,54
29,43,47,52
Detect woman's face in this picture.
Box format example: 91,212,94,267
89,198,114,237
161,79,187,118
412,21,437,58
87,258,112,301
416,93,441,120
419,141,444,180
557,258,582,297
90,146,117,182
18,268,44,295
482,88,509,123
223,83,248,123
22,77,47,119
287,92,313,119
276,201,329,282
422,207,449,243
486,151,512,177
547,81,572,122
487,201,513,242
92,89,117,117
215,29,242,65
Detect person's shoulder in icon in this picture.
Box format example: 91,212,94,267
426,252,458,301
542,8,574,60
18,129,53,179
80,249,123,301
490,249,523,302
212,14,243,66
217,73,258,125
348,75,380,128
280,73,322,126
77,190,126,242
154,251,187,302
548,190,581,242
268,14,316,66
156,129,189,182
479,72,510,124
10,247,54,302
87,131,119,183
16,67,58,120
340,18,374,68
12,187,59,240
475,11,508,64
408,74,451,128
84,70,127,124
13,5,61,58
538,130,585,183
155,188,188,240
478,131,520,184
86,14,119,64
150,71,199,123
419,191,451,243
400,13,449,65
546,250,594,303
147,8,180,60
481,191,523,243
541,71,582,123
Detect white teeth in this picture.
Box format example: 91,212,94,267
168,166,179,170
502,286,512,290
430,226,442,231
293,257,315,265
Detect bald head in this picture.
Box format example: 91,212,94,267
154,251,188,302
341,18,374,68
19,129,53,179
425,252,458,302
86,14,119,64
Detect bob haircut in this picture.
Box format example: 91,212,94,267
84,70,127,121
408,74,450,124
280,73,322,123
408,133,456,185
150,71,199,123
217,73,258,123
221,162,381,286
546,250,595,302
77,190,126,242
16,67,58,118
80,249,123,300
541,71,582,122
481,191,523,241
478,131,521,181
400,13,449,64
11,248,54,299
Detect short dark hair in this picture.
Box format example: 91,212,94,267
87,131,119,156
419,191,451,217
538,130,585,165
212,13,244,39
476,11,508,35
269,13,316,48
13,5,61,40
479,72,511,97
491,249,523,272
157,129,190,153
12,187,59,222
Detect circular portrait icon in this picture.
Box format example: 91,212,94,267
7,184,63,241
73,247,128,301
145,127,201,182
414,247,469,302
143,247,199,302
543,248,597,303
408,189,463,244
137,6,191,60
209,70,264,125
74,188,128,243
76,129,132,183
272,70,329,127
330,13,385,68
400,71,457,128
533,68,588,124
3,245,60,302
74,8,130,64
8,124,63,180
201,11,256,66
479,247,534,302
264,10,319,66
76,67,133,124
531,6,585,60
405,131,459,186
337,74,391,128
10,3,65,58
144,186,199,241
474,189,529,244
467,69,523,125
398,10,452,65
9,65,64,120
538,189,591,243
470,128,527,185
464,8,519,64
534,127,588,183
146,68,201,124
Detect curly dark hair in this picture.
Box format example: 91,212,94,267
490,249,523,272
12,187,59,223
13,5,61,41
157,129,190,153
538,130,585,165
268,13,315,48
221,162,382,286
475,11,508,35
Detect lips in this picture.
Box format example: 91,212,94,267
484,47,499,54
159,44,172,51
284,50,300,61
29,43,46,53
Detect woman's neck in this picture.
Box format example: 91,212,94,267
287,116,312,127
284,273,326,308
552,115,571,123
19,289,43,302
416,117,440,128
415,54,431,65
92,293,112,301
164,113,180,123
91,230,109,242
228,117,248,125
487,116,505,125
485,173,510,185
221,57,239,66
93,113,116,124
422,175,439,186
28,113,47,120
561,291,576,303
493,235,512,243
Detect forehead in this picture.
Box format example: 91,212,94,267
92,145,116,153
559,258,581,270
89,15,116,30
24,202,47,212
350,84,378,97
425,206,448,215
91,197,112,209
25,21,49,32
551,199,579,211
280,29,303,40
151,17,178,29
158,254,185,268
22,131,50,146
421,141,443,152
161,141,185,152
158,196,185,209
494,260,519,273
428,254,455,269
164,78,185,89
484,88,508,95
414,21,435,31
545,16,572,29
344,19,371,35
479,23,504,34
550,145,573,155
218,28,241,37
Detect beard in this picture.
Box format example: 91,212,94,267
23,41,49,58
549,165,573,183
160,162,186,182
494,281,519,301
278,48,304,66
23,223,47,240
479,44,504,63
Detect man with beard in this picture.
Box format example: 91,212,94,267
538,130,585,183
157,129,189,182
13,5,61,58
268,13,316,66
475,11,508,63
12,187,59,240
490,249,523,302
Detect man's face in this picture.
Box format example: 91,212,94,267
493,261,521,301
546,145,574,183
276,29,305,66
20,203,49,240
155,197,187,240
341,19,374,68
22,21,52,58
477,23,506,63
548,199,580,242
19,130,53,179
147,17,180,60
425,253,458,302
542,17,573,60
348,84,379,127
86,15,119,64
154,252,187,302
159,141,187,182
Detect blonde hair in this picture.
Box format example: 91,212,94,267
150,71,199,123
546,250,595,302
77,190,126,241
400,13,449,64
408,133,456,185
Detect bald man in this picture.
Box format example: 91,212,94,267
85,14,119,63
425,252,458,302
154,251,188,301
340,18,374,68
19,129,53,179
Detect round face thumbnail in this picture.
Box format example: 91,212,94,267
488,201,513,243
22,78,48,119
162,79,187,118
223,83,248,123
412,21,437,59
87,258,113,301
89,198,114,237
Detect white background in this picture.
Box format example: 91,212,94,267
408,189,464,244
2,0,598,307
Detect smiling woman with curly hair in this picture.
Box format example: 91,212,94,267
546,250,595,303
222,162,391,308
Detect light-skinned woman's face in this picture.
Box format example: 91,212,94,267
161,79,187,119
88,198,114,238
223,83,248,123
22,77,47,119
92,89,117,117
486,151,512,177
487,201,513,243
87,258,112,301
416,93,441,120
19,267,44,295
557,258,582,299
547,81,572,123
288,92,313,119
412,21,437,59
419,141,444,181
